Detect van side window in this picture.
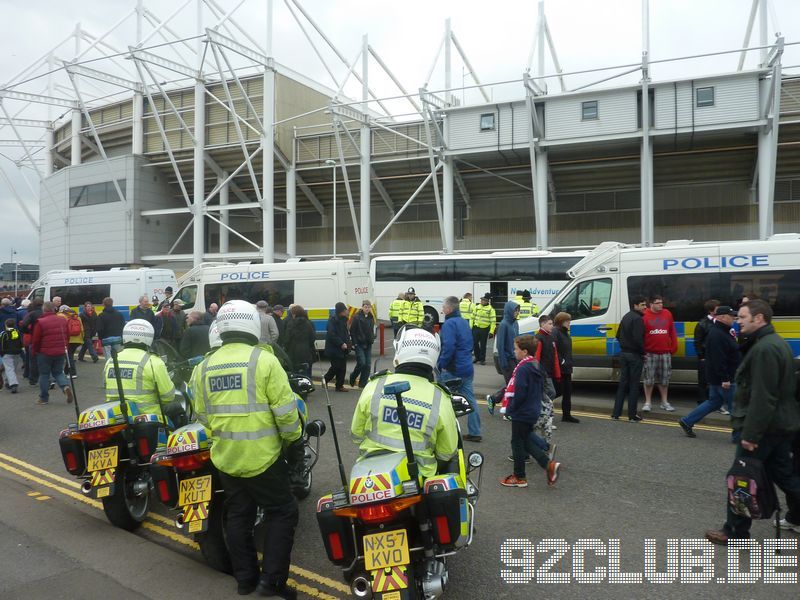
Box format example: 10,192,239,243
175,285,197,310
49,284,112,308
32,288,45,301
205,280,294,308
557,278,612,319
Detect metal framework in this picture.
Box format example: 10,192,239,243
0,0,792,269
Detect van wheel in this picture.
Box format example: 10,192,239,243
423,306,439,329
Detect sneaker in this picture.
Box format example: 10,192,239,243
551,424,558,430
11,385,18,394
36,399,49,405
500,474,528,488
660,402,676,412
679,418,696,438
546,460,561,486
719,407,730,415
92,357,99,363
502,415,511,422
486,394,495,416
64,387,74,404
547,443,557,461
642,403,651,412
629,415,643,422
779,518,800,533
49,382,56,390
70,374,78,380
508,455,533,464
463,434,482,443
704,529,729,546
611,415,621,420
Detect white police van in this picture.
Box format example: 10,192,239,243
173,259,372,349
511,235,800,383
29,268,178,318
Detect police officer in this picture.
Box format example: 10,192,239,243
403,287,425,328
191,300,303,598
104,319,175,420
351,327,459,479
389,292,405,336
459,292,475,328
472,293,497,365
513,289,537,320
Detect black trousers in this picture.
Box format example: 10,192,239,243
472,327,489,362
325,355,346,389
612,352,643,419
696,359,708,404
510,420,550,479
560,374,573,418
219,458,299,588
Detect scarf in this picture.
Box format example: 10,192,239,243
502,355,536,409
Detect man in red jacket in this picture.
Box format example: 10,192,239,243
641,295,677,413
31,301,73,406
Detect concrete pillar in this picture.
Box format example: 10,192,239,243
70,109,82,165
132,91,144,155
534,149,549,249
359,35,371,265
44,127,54,177
286,166,296,257
262,0,275,263
219,173,229,254
192,1,205,267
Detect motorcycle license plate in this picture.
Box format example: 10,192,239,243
363,529,410,572
178,475,212,506
183,502,210,534
87,447,118,472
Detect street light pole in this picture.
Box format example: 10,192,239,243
14,262,19,298
325,159,337,258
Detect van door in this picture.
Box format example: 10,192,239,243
551,275,618,379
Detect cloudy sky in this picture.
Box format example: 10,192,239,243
2,0,799,265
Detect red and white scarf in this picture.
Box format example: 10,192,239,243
502,355,536,409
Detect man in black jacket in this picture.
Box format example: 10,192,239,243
96,297,126,358
130,295,156,326
348,300,375,389
179,311,211,360
324,302,351,391
77,301,99,362
612,294,647,422
679,306,740,437
693,299,720,405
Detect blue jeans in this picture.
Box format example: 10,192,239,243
78,336,98,360
439,370,480,437
350,343,372,388
102,336,123,358
37,354,68,402
683,384,735,428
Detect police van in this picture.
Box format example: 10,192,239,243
513,235,800,383
28,268,178,318
173,259,372,349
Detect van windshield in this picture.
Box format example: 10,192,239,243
551,278,612,319
175,285,197,310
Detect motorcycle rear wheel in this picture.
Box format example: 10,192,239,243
102,464,150,531
196,495,233,575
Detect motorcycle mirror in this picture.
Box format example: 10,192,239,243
305,419,326,438
451,394,473,417
441,378,462,394
289,375,315,395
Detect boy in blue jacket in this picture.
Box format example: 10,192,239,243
500,335,561,488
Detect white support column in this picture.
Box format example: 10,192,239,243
534,149,549,249
759,0,768,67
132,91,144,154
286,164,296,258
262,0,276,263
442,19,454,254
70,109,82,165
640,0,654,246
192,0,205,266
44,127,54,177
219,173,229,253
359,35,371,265
537,0,545,89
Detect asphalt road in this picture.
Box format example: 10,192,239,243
1,353,798,599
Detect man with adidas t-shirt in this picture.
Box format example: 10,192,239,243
641,295,677,413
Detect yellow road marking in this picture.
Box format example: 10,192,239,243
0,455,346,597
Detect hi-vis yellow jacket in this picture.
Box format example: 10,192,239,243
459,298,475,328
472,303,497,334
389,298,404,323
104,347,175,421
191,342,302,478
351,373,458,479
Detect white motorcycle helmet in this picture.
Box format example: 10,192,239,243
393,326,440,369
122,319,155,348
208,321,222,349
215,299,260,343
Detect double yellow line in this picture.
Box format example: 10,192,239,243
0,451,349,599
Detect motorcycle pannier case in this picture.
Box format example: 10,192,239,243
58,428,87,476
423,474,469,550
316,494,356,566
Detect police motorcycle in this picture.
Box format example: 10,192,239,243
149,325,326,573
57,320,186,531
316,328,484,599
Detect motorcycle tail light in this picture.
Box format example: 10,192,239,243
335,495,422,525
327,532,344,560
158,450,211,472
65,452,77,472
435,515,451,545
157,479,171,503
138,437,150,458
71,424,127,445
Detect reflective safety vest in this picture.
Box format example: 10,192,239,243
459,299,475,328
472,303,496,334
190,342,302,478
389,298,404,322
402,300,424,327
104,346,176,421
514,296,533,320
351,373,459,479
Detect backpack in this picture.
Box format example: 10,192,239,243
67,316,82,337
726,455,778,520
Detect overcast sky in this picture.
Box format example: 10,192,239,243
2,0,799,265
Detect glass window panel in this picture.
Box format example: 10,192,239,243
375,260,415,282
539,257,581,280
495,258,538,280
453,259,495,280
414,260,455,281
